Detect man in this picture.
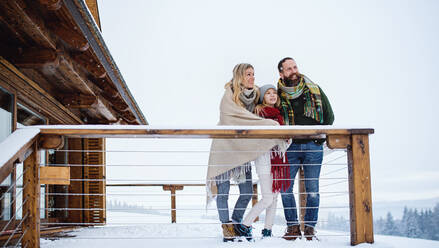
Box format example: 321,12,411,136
277,57,334,240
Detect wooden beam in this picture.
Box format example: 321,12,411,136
252,184,259,222
0,57,83,124
163,185,184,223
71,53,106,79
39,135,64,149
40,166,70,185
327,134,351,149
38,127,375,139
39,0,62,11
85,0,101,30
299,168,306,232
0,0,56,50
48,22,89,51
12,48,59,69
348,134,374,245
61,94,97,108
22,143,41,248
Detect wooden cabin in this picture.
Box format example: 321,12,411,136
0,0,147,241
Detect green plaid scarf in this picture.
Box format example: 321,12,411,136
278,75,324,125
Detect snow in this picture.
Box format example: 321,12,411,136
40,210,439,248
0,128,40,167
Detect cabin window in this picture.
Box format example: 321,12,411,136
0,86,13,143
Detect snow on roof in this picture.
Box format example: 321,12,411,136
0,128,40,167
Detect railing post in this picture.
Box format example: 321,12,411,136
252,183,259,222
298,167,306,231
163,185,183,223
22,142,40,248
347,134,374,245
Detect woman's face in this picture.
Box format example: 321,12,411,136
242,68,255,89
264,88,278,106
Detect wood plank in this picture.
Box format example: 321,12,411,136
48,22,89,51
348,134,374,245
71,52,106,79
40,166,70,185
327,134,351,149
61,94,97,108
22,144,40,248
252,184,259,222
299,168,306,231
38,127,375,139
84,0,101,29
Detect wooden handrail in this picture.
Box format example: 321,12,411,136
35,125,374,139
0,129,40,183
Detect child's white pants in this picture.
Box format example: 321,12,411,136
242,152,278,230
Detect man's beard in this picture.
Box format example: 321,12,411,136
284,73,300,86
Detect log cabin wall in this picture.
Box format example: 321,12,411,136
0,0,146,231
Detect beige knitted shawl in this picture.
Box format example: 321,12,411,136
206,86,287,204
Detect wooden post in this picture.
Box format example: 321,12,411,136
348,134,374,245
298,167,306,231
163,185,184,223
22,142,40,248
252,183,259,222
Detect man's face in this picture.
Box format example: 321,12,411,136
280,59,299,82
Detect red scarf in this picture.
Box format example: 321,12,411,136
258,106,291,193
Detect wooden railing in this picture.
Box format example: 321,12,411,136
0,125,374,246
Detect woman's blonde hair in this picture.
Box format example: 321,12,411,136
225,63,260,108
254,88,281,116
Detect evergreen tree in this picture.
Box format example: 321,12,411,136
383,212,400,236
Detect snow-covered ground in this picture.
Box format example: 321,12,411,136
40,210,439,248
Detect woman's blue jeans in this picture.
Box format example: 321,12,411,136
281,141,323,227
216,169,253,223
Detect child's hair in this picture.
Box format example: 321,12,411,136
254,89,281,116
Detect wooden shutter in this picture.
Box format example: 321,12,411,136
83,138,106,225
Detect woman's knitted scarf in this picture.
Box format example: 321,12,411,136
278,74,324,125
238,88,257,113
258,106,292,193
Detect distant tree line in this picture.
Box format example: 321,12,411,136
321,203,439,241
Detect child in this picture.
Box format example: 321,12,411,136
235,84,291,239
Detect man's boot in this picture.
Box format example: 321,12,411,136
282,224,301,240
221,222,236,242
304,226,316,241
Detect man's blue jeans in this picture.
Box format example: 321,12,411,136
281,141,323,227
216,169,253,223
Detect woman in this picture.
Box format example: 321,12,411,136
206,63,286,242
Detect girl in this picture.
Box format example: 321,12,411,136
207,64,286,242
237,84,291,238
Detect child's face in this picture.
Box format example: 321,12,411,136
264,88,277,106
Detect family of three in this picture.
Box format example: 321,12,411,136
206,57,335,242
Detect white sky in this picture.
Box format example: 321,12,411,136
98,0,439,202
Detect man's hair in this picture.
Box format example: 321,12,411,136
278,57,295,72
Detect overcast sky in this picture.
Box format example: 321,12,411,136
98,0,439,203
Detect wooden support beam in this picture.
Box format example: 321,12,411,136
0,0,57,50
39,135,64,149
40,166,70,185
39,0,62,11
163,185,184,223
327,134,351,149
22,143,40,248
61,94,97,108
48,22,89,51
12,48,59,69
348,134,374,245
71,53,106,78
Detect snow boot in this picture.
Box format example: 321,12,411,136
304,226,317,241
221,222,236,242
282,224,301,240
261,228,272,238
234,223,253,241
